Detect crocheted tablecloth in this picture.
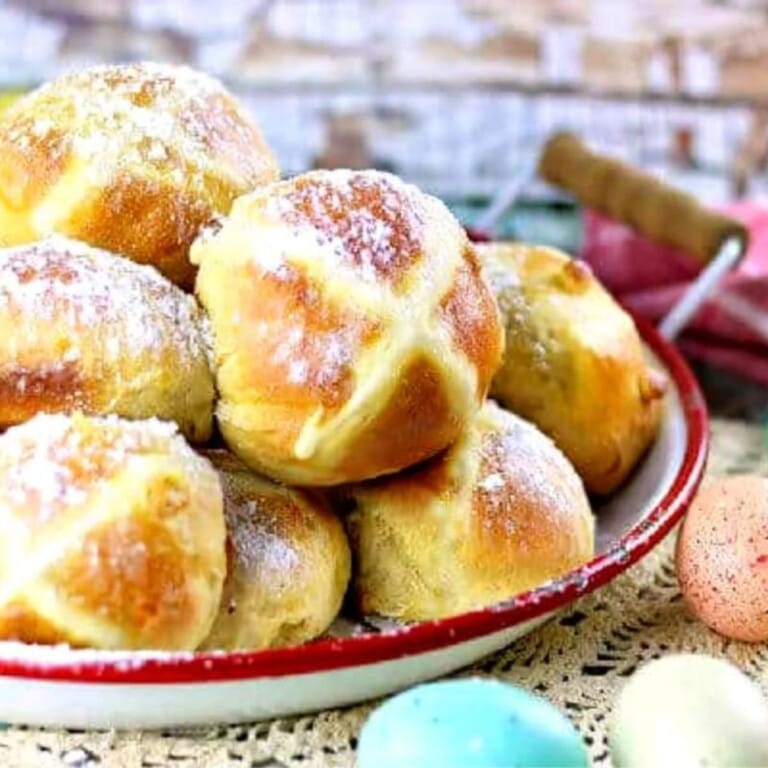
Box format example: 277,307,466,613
2,417,766,768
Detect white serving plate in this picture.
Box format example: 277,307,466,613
0,318,708,729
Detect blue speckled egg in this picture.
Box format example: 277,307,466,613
357,678,588,768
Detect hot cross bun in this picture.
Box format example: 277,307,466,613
192,169,504,486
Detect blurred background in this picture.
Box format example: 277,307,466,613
3,1,768,222
2,0,768,414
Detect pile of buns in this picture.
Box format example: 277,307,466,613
0,63,666,652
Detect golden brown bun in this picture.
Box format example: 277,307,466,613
344,401,594,622
478,242,667,495
192,169,504,486
200,449,350,651
0,237,214,443
0,413,225,650
0,62,279,288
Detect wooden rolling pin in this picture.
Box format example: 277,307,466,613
538,132,749,264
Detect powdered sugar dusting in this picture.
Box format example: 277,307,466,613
288,358,309,385
226,499,300,576
268,170,425,285
245,253,365,407
260,317,353,393
476,403,584,522
477,472,505,493
0,413,201,527
4,62,273,192
315,331,353,390
0,236,208,369
271,325,305,367
0,639,199,668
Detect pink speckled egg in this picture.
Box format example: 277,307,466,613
677,476,768,642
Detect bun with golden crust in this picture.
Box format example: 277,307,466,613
0,414,225,651
478,242,666,495
344,401,594,622
201,449,350,651
192,169,504,486
0,62,279,288
0,237,214,443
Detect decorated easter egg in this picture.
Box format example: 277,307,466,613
677,476,768,641
610,654,768,767
357,678,588,768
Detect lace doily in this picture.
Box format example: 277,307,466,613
1,418,765,768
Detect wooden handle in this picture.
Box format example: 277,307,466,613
538,132,748,263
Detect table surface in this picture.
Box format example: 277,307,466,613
0,416,764,768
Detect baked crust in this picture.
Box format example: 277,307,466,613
0,414,225,650
0,62,279,288
0,237,215,442
479,242,666,495
344,401,594,621
193,169,504,486
201,449,350,651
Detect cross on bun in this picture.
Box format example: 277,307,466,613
344,401,594,622
0,414,225,651
201,449,350,651
478,242,666,495
0,237,214,442
192,169,504,486
0,62,279,288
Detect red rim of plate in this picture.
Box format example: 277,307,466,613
0,316,708,684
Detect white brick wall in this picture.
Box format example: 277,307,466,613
0,0,761,198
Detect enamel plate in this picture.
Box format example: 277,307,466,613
0,317,708,729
